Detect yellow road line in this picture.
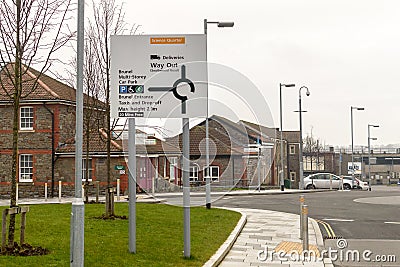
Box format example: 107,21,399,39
315,219,336,237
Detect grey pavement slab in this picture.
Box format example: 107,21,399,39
218,208,327,267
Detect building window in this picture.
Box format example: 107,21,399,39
20,107,34,130
82,158,93,181
304,156,325,171
290,171,296,181
189,166,198,182
289,145,296,155
19,154,33,182
204,166,220,182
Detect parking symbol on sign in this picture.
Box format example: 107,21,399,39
119,85,127,93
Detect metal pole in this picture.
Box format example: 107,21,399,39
204,19,211,209
368,126,371,191
350,106,364,187
71,0,85,265
279,84,284,191
351,107,355,187
302,204,309,251
117,179,120,201
128,118,136,253
59,180,62,202
299,195,304,239
299,91,303,190
392,157,394,184
258,146,261,192
298,86,309,190
182,118,191,258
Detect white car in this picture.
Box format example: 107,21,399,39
342,176,369,190
304,173,353,190
355,178,369,190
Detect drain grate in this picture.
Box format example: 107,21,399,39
324,236,344,240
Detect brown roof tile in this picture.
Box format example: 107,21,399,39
0,63,105,108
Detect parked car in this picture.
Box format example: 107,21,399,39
304,173,353,190
341,176,369,190
355,178,369,190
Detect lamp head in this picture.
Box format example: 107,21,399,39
217,22,234,28
283,84,296,87
306,90,310,96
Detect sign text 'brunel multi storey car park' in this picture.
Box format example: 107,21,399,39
110,35,207,119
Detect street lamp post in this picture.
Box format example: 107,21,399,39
204,19,234,208
280,83,296,191
368,124,379,191
350,106,364,187
298,86,310,190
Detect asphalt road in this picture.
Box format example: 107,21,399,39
214,186,400,240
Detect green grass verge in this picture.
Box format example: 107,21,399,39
0,203,240,267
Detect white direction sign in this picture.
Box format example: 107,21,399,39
348,162,362,175
110,34,207,118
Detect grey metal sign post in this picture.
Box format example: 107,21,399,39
71,0,85,265
128,118,137,253
182,118,190,257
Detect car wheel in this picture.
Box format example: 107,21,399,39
306,184,315,190
343,183,351,190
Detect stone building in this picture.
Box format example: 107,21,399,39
0,65,112,198
166,116,299,189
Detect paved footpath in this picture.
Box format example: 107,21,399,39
216,208,334,267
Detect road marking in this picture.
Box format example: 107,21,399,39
315,219,336,237
384,221,400,225
323,218,355,222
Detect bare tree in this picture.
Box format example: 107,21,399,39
87,0,134,217
303,129,325,172
0,0,73,247
83,35,105,203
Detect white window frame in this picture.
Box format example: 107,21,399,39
82,158,93,181
19,154,33,182
290,171,296,181
204,166,220,182
20,107,34,130
189,166,199,182
289,144,296,155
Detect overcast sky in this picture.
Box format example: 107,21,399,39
91,0,400,147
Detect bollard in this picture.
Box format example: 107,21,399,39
58,181,62,202
45,183,48,201
340,175,344,190
302,204,309,251
96,181,100,203
299,195,305,239
16,183,19,204
117,179,120,201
